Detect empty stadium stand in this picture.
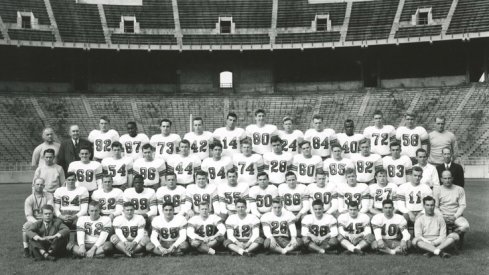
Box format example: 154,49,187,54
395,25,442,39
8,29,56,42
111,33,177,45
275,32,341,44
0,0,51,25
447,0,489,34
347,0,399,41
182,34,270,45
277,0,347,28
400,0,452,22
103,0,174,29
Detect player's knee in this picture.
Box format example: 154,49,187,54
263,238,271,249
145,242,155,252
371,240,379,250
190,239,202,248
365,234,375,244
447,232,460,242
302,237,311,246
103,242,113,253
22,221,32,232
110,235,120,245
328,237,339,247
412,237,421,247
179,241,190,251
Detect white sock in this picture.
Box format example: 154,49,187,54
343,242,355,252
208,248,215,255
23,242,29,249
281,248,288,255
433,249,440,255
389,249,396,255
237,248,244,255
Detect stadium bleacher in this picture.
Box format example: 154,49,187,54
400,0,452,22
395,25,442,39
103,0,174,29
111,34,177,45
8,29,56,42
275,32,341,44
447,0,489,34
276,0,347,28
346,0,399,41
0,0,51,25
182,34,270,45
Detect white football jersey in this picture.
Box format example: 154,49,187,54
91,188,124,215
249,185,279,214
213,127,247,157
67,161,103,192
306,182,338,211
185,183,219,213
123,188,157,215
363,125,396,156
54,186,89,216
261,210,296,237
201,156,234,186
337,183,369,212
232,153,264,187
301,214,338,241
101,156,133,186
150,133,181,159
291,154,323,184
132,158,166,186
350,153,382,183
395,126,429,158
245,124,278,155
119,133,150,160
304,128,337,158
278,183,308,213
262,152,293,184
322,157,355,185
278,130,304,156
371,213,408,240
166,154,201,185
337,213,371,237
113,214,147,242
225,214,261,241
183,131,214,160
336,133,365,158
218,182,250,212
76,216,112,245
151,215,187,242
368,183,398,210
88,129,120,159
382,155,413,185
187,214,223,238
156,186,186,214
397,183,432,212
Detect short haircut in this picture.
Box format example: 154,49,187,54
123,202,134,208
111,141,123,149
298,140,310,149
102,174,113,181
272,198,282,205
416,148,427,156
345,168,356,176
285,171,296,179
133,174,144,182
390,141,401,149
344,119,354,125
100,115,110,123
282,116,292,123
270,135,282,144
412,166,423,173
227,112,237,120
227,168,238,176
198,201,210,208
375,168,387,177
162,202,174,209
89,201,100,209
255,109,266,116
257,172,269,179
382,199,394,207
142,143,154,151
373,110,383,117
127,121,137,127
405,112,416,118
210,141,223,150
311,199,324,208
79,146,91,153
235,198,247,206
348,201,359,209
193,117,203,123
166,171,177,178
241,139,251,146
359,138,370,146
180,139,190,146
442,147,452,154
423,196,435,205
65,172,76,179
160,119,172,126
436,116,446,122
43,148,55,156
41,204,54,213
312,114,323,121
331,143,342,151
195,170,208,178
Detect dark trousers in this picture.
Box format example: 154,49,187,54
29,236,68,259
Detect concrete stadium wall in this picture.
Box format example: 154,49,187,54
381,76,466,88
0,81,71,93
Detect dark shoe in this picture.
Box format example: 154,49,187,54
353,248,364,255
243,251,255,257
440,252,451,259
23,248,30,258
46,254,57,261
423,252,433,258
343,250,353,255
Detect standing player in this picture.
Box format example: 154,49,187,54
306,173,338,216
67,147,103,196
337,201,374,254
261,199,302,255
245,109,278,155
278,172,309,222
69,201,113,258
111,202,150,257
396,113,429,164
248,172,279,219
88,116,120,161
337,168,370,215
123,175,158,225
184,117,214,160
397,166,433,224
350,139,382,184
156,172,187,216
368,169,399,217
336,119,364,158
233,139,264,187
166,140,201,188
147,203,189,256
382,142,413,186
278,116,304,156
301,199,339,254
291,141,323,185
119,121,149,161
54,172,89,228
224,199,263,256
187,202,226,255
323,143,355,187
262,136,293,186
185,171,220,217
102,141,133,190
91,175,124,220
32,127,60,168
213,112,247,157
132,144,166,190
33,149,65,193
218,169,250,220
414,148,440,189
201,141,234,186
304,115,337,160
371,199,411,255
363,110,396,157
150,119,181,160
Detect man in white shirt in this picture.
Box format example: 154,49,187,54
428,116,458,166
187,202,226,255
414,148,439,189
278,116,304,156
396,112,429,164
213,112,247,157
184,117,214,160
119,121,149,161
336,119,364,158
150,119,181,160
363,110,396,157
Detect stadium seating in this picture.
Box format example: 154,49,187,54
276,0,347,28
8,29,56,42
111,34,177,45
182,34,270,45
346,0,399,41
400,0,452,22
0,0,51,25
178,0,273,29
395,25,442,38
103,0,174,29
275,32,341,44
447,0,489,34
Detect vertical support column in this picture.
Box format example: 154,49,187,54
389,0,405,40
44,0,62,42
97,4,111,45
0,16,10,41
340,1,352,43
270,0,278,47
171,0,183,48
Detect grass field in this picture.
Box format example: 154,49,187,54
1,180,488,275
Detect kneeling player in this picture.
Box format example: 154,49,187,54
68,201,113,258
187,202,226,255
337,201,374,255
301,199,339,254
147,203,189,256
111,202,149,257
224,199,263,256
261,199,303,255
371,199,411,255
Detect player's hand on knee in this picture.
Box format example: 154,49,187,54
400,240,408,252
377,240,385,249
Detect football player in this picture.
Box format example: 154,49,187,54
350,139,382,184
132,144,166,190
322,143,355,187
88,116,120,161
166,139,201,187
232,139,264,187
245,109,278,155
336,119,364,158
213,112,247,157
262,136,293,186
363,110,396,157
201,141,233,186
67,146,103,196
337,201,374,254
184,117,214,160
278,171,309,222
382,142,413,186
91,175,124,220
248,172,279,219
187,202,226,255
101,141,133,190
337,168,370,215
368,169,398,217
185,171,220,217
150,119,181,160
396,112,429,164
218,169,250,221
122,175,157,226
414,148,440,189
119,121,149,161
291,141,323,185
397,166,433,224
54,172,89,228
304,114,337,160
278,116,304,156
306,172,338,216
111,202,150,257
156,172,187,217
301,199,339,254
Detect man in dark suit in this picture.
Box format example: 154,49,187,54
57,124,93,173
436,147,464,188
26,204,70,261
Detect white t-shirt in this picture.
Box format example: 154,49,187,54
262,152,293,184
101,156,133,186
183,131,214,160
363,125,396,156
395,126,429,158
336,133,365,158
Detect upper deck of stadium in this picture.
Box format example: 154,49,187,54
0,0,488,50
